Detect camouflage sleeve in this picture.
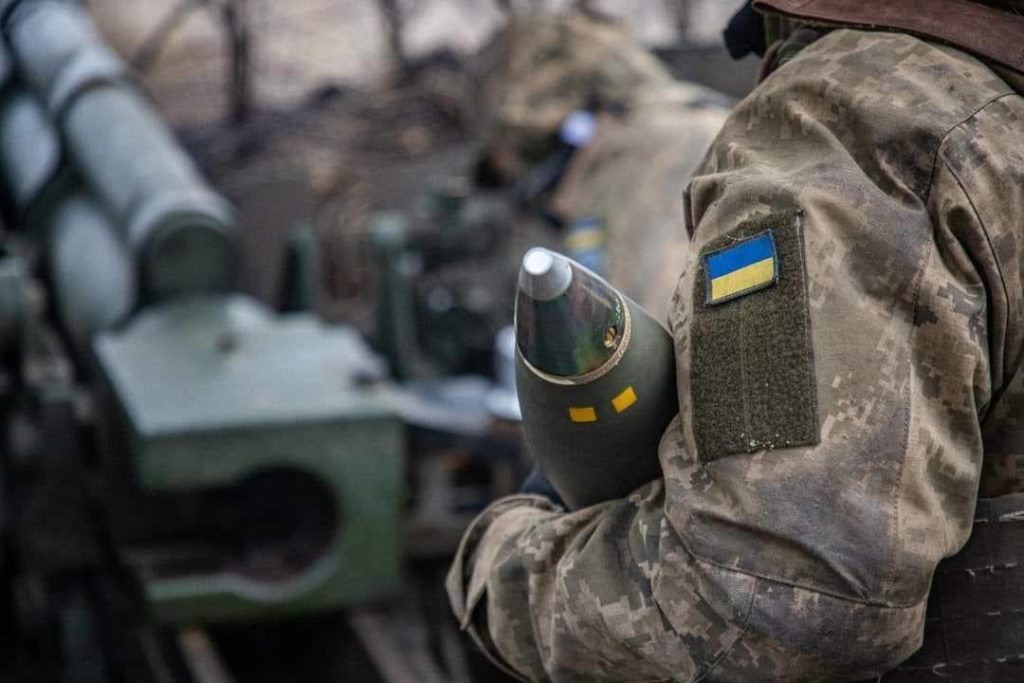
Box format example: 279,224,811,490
448,30,1024,682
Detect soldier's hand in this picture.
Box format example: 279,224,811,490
519,464,565,508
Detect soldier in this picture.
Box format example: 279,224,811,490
467,11,732,322
449,1,1024,681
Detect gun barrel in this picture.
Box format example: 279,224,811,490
6,0,236,301
0,83,134,348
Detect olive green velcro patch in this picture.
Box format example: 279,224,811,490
691,209,819,461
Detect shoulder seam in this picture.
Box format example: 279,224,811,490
923,91,1017,205
937,137,1013,384
885,231,933,602
699,577,760,681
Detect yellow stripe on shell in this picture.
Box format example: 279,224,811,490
569,406,597,423
611,386,637,413
710,257,775,302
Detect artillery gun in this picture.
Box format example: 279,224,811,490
0,1,410,678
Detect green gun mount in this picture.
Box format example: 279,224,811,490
94,297,404,623
0,0,407,627
0,0,236,358
5,0,237,302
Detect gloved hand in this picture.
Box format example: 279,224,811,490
519,464,565,508
723,1,767,59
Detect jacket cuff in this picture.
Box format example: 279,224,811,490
446,494,561,629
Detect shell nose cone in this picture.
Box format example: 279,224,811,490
515,248,626,379
519,247,572,301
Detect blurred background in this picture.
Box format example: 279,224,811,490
0,1,755,681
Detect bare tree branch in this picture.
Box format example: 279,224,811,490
377,0,410,75
221,0,252,123
672,0,692,35
131,0,201,73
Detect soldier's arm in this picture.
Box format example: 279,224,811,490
448,30,1024,681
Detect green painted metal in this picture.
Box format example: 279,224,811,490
94,296,404,623
514,250,677,510
0,84,134,351
372,213,420,380
0,1,235,335
6,0,237,302
279,226,320,313
0,0,408,626
0,87,61,216
0,250,25,356
47,191,135,351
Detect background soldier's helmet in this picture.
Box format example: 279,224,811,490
467,12,674,177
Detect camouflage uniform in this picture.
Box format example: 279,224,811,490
449,24,1024,682
550,92,728,323
469,13,731,322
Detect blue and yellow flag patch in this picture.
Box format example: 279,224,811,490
703,231,778,305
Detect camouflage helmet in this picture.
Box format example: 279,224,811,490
467,12,673,175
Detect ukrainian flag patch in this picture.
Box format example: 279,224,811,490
703,230,778,305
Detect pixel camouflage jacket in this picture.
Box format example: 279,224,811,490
448,28,1024,682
